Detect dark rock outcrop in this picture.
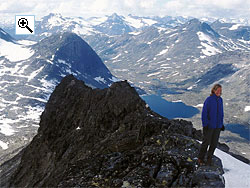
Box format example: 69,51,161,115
4,75,224,187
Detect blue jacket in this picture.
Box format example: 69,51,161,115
202,94,224,129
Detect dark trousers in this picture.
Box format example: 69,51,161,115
198,127,221,160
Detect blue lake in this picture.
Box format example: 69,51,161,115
225,124,250,141
141,95,199,119
141,95,249,141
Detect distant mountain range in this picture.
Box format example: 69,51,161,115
1,13,250,40
80,16,250,128
0,13,249,163
2,13,191,40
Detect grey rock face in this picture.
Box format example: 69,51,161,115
211,20,250,41
2,75,224,187
33,32,114,87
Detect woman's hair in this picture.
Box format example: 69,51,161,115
210,84,222,96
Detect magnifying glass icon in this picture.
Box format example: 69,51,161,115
18,18,33,33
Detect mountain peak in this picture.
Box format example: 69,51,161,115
95,13,132,35
107,13,124,22
43,13,63,20
33,32,79,56
58,32,82,42
188,18,201,25
110,13,122,19
184,18,220,37
41,13,65,28
107,13,124,24
34,32,113,88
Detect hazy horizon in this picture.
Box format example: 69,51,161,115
0,0,249,24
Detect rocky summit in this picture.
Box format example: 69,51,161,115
1,75,224,187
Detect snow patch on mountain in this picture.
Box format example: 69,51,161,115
16,93,47,103
113,69,127,72
27,65,45,82
41,32,52,37
197,32,222,56
0,116,16,136
238,39,250,44
244,106,250,112
24,105,44,124
141,18,157,26
147,72,161,77
39,78,58,92
156,48,169,56
129,31,141,35
200,42,221,56
0,39,34,62
229,24,242,30
57,59,71,68
17,40,37,45
46,14,66,29
88,16,108,26
124,17,144,29
0,140,8,150
109,76,120,82
72,24,95,36
112,54,122,60
94,76,107,84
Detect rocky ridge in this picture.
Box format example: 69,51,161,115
1,75,224,187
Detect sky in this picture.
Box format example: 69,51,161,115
0,0,250,22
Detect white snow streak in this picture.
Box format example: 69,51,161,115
27,66,45,82
229,24,241,30
244,106,250,112
0,117,16,136
0,39,34,62
124,16,144,29
147,72,161,77
94,76,107,84
156,48,169,56
197,32,222,56
109,76,120,82
0,140,8,150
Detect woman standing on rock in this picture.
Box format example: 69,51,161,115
198,84,225,166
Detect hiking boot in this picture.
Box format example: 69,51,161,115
198,158,205,166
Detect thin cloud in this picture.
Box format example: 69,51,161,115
0,0,249,21
162,0,250,19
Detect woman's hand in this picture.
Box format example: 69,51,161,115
221,125,225,131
